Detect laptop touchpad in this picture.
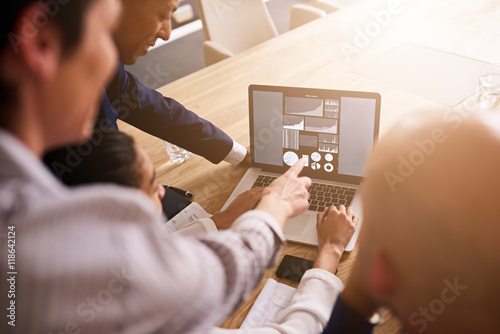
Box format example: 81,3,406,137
284,214,309,237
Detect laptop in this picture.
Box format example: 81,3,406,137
222,85,381,251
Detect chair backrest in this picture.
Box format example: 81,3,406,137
312,0,344,13
289,4,326,30
196,0,278,55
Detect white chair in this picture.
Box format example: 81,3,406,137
289,4,326,30
312,0,344,14
196,0,326,66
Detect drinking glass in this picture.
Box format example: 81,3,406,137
165,142,192,163
479,63,500,101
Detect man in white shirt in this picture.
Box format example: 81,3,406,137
0,1,314,333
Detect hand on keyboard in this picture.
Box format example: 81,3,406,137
253,176,356,213
316,205,359,251
313,205,359,274
256,159,311,227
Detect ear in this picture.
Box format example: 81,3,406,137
369,248,395,302
8,3,62,80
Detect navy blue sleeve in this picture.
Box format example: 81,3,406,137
101,63,234,164
323,295,375,334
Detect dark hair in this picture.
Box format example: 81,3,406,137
44,130,144,189
1,0,96,126
2,0,96,53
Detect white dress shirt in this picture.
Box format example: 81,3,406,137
224,141,248,165
0,130,284,334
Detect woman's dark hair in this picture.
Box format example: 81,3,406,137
44,129,144,189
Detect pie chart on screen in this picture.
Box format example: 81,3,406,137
283,151,299,166
311,152,321,162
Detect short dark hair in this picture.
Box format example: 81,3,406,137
44,130,144,189
2,0,96,53
1,0,97,126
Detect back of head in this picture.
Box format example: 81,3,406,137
2,0,95,50
44,129,142,188
360,110,500,333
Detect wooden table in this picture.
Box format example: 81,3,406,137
119,0,500,332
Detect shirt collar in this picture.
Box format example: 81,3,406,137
0,129,65,194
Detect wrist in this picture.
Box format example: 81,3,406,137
318,243,345,258
313,244,343,274
256,193,289,227
211,211,229,230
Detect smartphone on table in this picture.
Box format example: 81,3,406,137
276,255,314,283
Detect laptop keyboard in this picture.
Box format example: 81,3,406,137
252,175,356,212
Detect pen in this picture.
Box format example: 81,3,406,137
165,185,194,198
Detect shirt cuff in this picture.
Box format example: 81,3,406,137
223,141,247,165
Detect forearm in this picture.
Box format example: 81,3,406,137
255,194,289,228
272,269,344,333
116,67,234,163
198,211,286,311
122,97,234,163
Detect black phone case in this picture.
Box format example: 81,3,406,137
276,255,314,282
161,185,192,220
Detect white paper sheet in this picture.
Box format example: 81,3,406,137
163,202,211,233
240,278,297,329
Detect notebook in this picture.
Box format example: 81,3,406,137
222,85,381,251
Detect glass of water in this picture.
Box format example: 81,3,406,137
165,142,192,164
479,63,500,101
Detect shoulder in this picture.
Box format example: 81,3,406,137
55,184,161,223
6,183,162,231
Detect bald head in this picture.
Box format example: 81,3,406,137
359,110,500,333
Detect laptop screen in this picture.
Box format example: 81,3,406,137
249,85,381,184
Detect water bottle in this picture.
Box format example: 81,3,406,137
165,142,192,163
